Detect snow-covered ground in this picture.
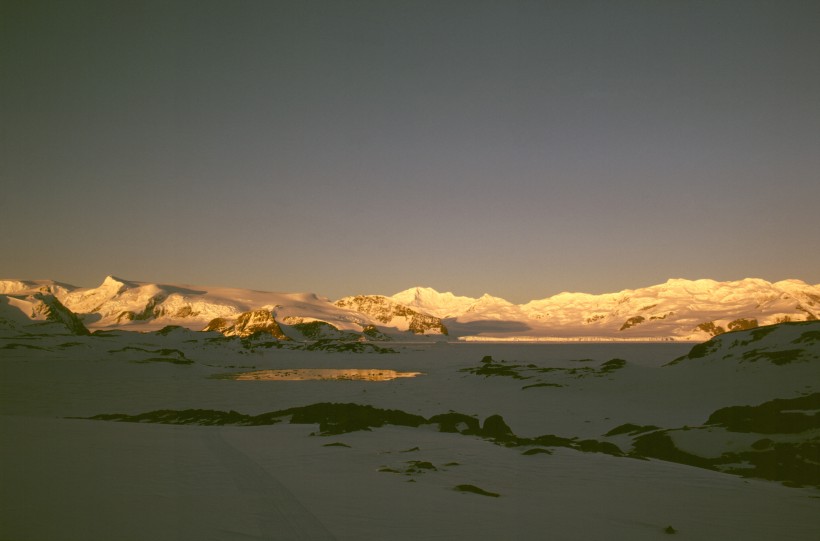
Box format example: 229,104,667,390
1,322,819,540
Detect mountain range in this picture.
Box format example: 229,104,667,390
1,276,818,341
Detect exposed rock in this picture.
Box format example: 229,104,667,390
285,320,360,341
203,309,288,339
30,292,89,335
696,321,725,336
727,318,758,332
481,414,515,441
619,316,645,331
335,295,448,335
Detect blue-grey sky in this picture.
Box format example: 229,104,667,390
2,1,819,303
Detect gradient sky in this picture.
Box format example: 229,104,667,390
2,1,819,303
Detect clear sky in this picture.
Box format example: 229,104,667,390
2,1,819,303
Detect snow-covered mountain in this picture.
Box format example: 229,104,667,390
334,295,448,335
545,277,820,340
392,278,820,340
1,276,818,341
0,276,447,340
391,287,484,319
0,288,89,336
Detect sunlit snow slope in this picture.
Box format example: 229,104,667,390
1,276,818,340
0,276,449,339
393,278,820,340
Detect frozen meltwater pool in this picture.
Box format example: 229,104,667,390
226,368,424,381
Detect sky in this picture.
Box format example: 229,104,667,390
2,0,819,303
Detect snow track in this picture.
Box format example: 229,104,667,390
202,429,336,541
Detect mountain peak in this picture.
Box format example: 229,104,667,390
390,287,514,319
101,275,131,288
392,286,447,299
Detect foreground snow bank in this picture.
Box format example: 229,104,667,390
1,322,818,540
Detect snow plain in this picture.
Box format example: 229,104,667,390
1,325,819,540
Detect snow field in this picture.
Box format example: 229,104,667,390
1,326,819,540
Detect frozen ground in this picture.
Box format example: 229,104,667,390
1,324,819,540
